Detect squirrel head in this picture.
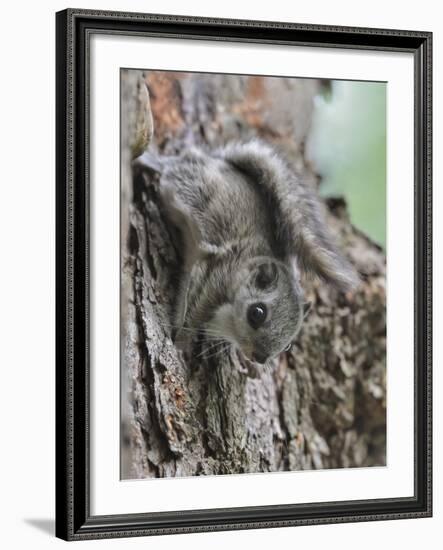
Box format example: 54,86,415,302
207,257,308,364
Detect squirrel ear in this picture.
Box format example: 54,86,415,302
133,150,165,173
254,260,279,289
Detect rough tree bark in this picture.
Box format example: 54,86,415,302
121,69,386,479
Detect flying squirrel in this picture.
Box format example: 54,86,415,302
138,139,359,364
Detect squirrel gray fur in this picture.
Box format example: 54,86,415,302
143,139,359,364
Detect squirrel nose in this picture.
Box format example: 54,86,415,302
252,351,268,364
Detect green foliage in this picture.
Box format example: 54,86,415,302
308,81,386,248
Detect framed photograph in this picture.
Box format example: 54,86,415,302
55,9,432,541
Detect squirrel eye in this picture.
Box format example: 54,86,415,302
247,303,267,329
284,343,292,352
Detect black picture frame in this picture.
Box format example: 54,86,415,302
55,8,432,541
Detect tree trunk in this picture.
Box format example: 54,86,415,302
121,70,386,479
